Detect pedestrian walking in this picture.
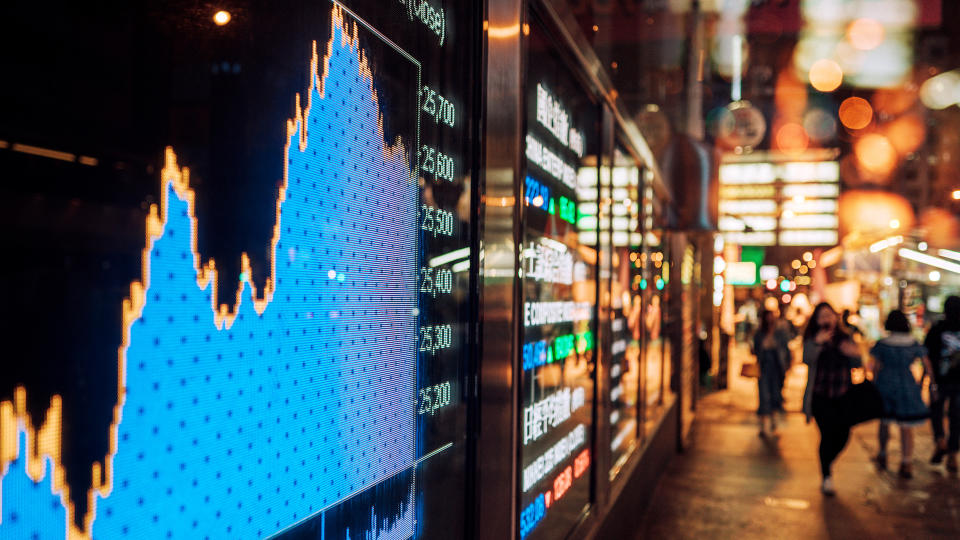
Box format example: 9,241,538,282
774,310,796,413
925,295,960,472
870,310,933,479
802,302,862,495
738,298,758,343
754,309,786,437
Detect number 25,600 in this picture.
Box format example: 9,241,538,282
421,145,455,182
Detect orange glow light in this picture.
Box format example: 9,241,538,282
847,18,885,51
809,59,843,92
839,190,915,234
775,123,809,155
838,97,873,130
873,85,918,116
213,10,231,26
854,133,898,175
884,113,926,156
775,69,807,121
920,207,960,247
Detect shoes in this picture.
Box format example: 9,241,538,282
898,462,913,479
931,440,947,465
821,477,836,496
875,453,887,471
948,454,958,473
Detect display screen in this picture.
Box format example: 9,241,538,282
607,145,641,479
518,19,598,540
641,184,670,436
0,1,474,538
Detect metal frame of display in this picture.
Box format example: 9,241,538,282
474,0,525,538
476,1,686,539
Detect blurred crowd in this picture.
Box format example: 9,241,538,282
738,291,959,493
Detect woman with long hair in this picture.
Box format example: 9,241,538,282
754,309,786,437
871,310,933,478
802,302,862,495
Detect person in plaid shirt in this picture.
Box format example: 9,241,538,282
802,302,862,496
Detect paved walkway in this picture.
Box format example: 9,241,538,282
636,343,960,539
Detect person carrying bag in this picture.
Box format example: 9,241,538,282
802,302,872,496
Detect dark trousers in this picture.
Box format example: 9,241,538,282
812,394,850,478
775,368,786,412
931,382,960,452
758,356,784,416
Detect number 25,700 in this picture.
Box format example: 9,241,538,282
420,85,455,127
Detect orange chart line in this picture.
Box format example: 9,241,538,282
0,4,410,538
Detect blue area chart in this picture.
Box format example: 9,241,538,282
0,7,420,539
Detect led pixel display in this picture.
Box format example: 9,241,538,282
518,17,598,540
0,1,474,538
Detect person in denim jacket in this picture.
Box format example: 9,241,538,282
871,310,933,478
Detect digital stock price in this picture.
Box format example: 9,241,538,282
606,147,642,479
518,20,598,540
0,1,474,539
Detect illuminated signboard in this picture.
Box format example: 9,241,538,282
719,159,840,247
607,145,640,480
0,1,475,538
759,264,780,282
519,18,597,540
725,261,758,286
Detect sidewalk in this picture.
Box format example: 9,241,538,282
635,343,960,539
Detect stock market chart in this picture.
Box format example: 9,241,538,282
1,1,472,538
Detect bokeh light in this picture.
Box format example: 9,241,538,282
803,108,837,142
776,123,810,155
838,154,865,187
838,97,873,130
839,190,915,234
854,133,897,176
846,18,885,51
919,207,960,248
775,69,808,121
809,59,843,92
873,85,918,116
213,10,231,26
883,113,926,156
920,70,960,110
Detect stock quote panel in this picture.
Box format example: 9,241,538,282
518,17,600,540
0,1,474,538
